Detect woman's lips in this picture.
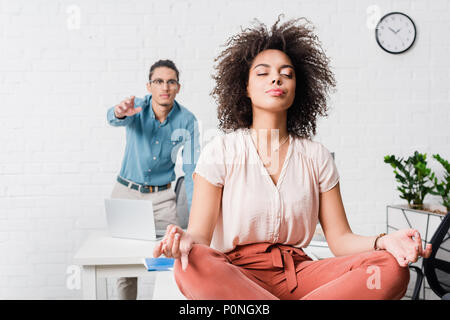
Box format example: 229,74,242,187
266,89,285,96
160,94,170,98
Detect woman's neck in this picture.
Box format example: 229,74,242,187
250,110,289,142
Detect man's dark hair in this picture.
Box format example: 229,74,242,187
211,15,336,139
149,59,180,81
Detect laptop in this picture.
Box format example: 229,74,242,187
104,198,166,241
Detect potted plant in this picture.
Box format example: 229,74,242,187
384,151,435,210
430,154,450,213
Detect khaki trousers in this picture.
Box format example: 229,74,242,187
111,181,178,300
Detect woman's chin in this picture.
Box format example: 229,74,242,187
253,104,291,113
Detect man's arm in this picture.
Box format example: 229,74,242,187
182,117,201,211
106,96,142,127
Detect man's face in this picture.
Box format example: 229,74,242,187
147,67,180,108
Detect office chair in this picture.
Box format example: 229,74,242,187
174,176,189,229
410,212,450,300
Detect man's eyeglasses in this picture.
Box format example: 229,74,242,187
149,78,179,88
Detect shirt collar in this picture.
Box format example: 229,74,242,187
167,99,180,120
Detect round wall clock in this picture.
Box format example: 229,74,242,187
375,12,417,54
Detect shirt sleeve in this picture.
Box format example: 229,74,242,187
194,135,226,187
182,116,201,211
317,143,340,193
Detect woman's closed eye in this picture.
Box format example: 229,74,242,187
256,72,293,78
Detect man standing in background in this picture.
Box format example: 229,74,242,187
106,59,200,299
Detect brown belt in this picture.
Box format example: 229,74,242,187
226,242,310,293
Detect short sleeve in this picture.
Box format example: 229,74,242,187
317,144,340,193
194,135,226,187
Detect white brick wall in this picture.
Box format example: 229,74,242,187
0,0,449,299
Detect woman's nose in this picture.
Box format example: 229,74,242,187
272,79,282,85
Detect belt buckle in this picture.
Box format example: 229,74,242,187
139,184,150,193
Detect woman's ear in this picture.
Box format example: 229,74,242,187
146,82,152,93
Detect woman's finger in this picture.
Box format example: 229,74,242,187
180,240,193,271
181,251,189,271
423,243,432,258
163,236,172,257
158,226,170,255
413,232,423,256
161,240,169,257
404,228,418,239
172,233,181,258
163,224,174,243
165,227,177,253
153,240,164,258
160,225,170,256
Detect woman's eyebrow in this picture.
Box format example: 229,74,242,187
253,63,270,69
253,63,294,70
280,65,295,70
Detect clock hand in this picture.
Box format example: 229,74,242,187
395,28,402,34
388,27,396,33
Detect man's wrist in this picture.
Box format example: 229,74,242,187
114,109,126,119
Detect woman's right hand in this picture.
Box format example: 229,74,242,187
153,224,194,271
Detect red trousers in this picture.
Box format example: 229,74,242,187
174,243,410,300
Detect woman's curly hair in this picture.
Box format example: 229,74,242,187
211,16,336,139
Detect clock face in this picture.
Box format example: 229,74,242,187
375,12,416,54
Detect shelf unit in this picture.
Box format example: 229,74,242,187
386,204,447,300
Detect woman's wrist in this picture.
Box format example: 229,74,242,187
374,233,387,250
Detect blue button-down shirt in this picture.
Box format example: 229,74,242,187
107,95,200,210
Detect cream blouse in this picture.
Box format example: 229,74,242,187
193,129,340,253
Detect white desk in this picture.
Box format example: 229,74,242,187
73,231,185,300
303,240,334,260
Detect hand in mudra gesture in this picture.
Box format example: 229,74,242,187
379,229,432,267
153,224,194,271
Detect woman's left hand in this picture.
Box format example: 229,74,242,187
377,229,433,267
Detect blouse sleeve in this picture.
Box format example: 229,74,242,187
317,143,340,193
193,135,226,187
